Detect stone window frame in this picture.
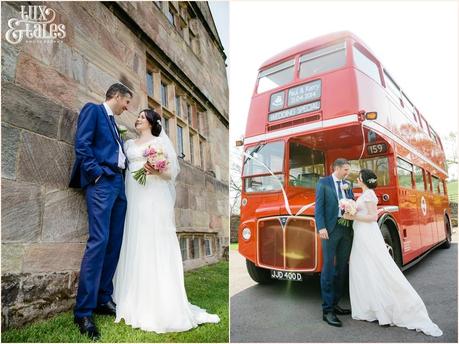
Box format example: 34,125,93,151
203,235,213,256
177,234,217,261
146,56,208,169
156,1,201,59
166,3,177,27
180,237,188,261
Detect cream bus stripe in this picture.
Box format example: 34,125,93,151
244,114,359,145
244,114,447,176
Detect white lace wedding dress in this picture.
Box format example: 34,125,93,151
349,189,442,337
112,132,220,333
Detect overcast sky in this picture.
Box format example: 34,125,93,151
228,0,458,146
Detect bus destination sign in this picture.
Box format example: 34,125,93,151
268,100,321,122
287,79,321,107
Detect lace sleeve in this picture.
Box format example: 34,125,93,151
124,139,132,152
362,190,378,204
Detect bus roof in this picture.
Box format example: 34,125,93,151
259,31,375,71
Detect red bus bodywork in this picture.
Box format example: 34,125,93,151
239,32,452,279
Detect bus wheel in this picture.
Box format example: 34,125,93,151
381,223,402,268
440,217,452,249
246,259,273,284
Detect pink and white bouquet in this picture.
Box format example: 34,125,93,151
132,144,169,185
337,199,357,227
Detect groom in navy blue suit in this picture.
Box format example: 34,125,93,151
315,158,354,327
69,83,132,339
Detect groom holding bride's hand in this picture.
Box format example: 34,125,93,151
315,158,354,327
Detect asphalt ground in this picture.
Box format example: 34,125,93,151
230,230,458,343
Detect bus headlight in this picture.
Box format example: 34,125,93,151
242,227,251,241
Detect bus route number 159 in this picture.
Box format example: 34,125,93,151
367,143,387,155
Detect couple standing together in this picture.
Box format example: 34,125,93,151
315,158,442,336
69,84,219,340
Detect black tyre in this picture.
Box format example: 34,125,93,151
440,216,452,249
246,259,273,284
380,223,403,268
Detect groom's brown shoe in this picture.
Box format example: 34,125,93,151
323,312,342,327
94,300,116,316
334,305,351,315
74,316,100,340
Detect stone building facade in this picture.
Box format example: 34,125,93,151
1,1,228,329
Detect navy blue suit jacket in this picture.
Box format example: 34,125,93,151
69,103,123,189
314,175,354,233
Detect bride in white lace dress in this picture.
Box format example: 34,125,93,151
343,169,442,337
112,109,220,333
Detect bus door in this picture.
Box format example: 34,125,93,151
431,175,445,242
396,158,422,260
414,166,435,251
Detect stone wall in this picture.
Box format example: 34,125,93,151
1,1,228,329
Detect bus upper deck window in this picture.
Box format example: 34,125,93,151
257,59,295,94
299,41,346,80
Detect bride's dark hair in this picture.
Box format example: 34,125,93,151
360,169,378,189
140,108,162,136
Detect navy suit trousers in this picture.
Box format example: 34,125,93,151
320,222,353,313
74,173,127,318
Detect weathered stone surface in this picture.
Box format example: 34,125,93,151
176,208,193,229
22,243,85,273
175,183,189,209
1,179,42,242
1,271,77,330
21,40,74,80
86,62,117,96
15,53,78,110
1,273,21,306
1,244,25,273
42,189,87,242
16,131,74,189
71,49,87,85
1,41,19,82
1,81,63,139
1,123,21,180
209,214,223,231
22,272,72,303
58,108,78,144
192,210,210,228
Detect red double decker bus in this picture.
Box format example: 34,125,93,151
238,31,452,283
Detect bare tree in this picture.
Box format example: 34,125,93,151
230,147,243,216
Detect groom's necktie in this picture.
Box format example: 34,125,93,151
109,116,120,140
336,180,344,200
108,115,128,166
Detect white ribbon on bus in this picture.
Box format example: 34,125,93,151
241,150,315,217
241,121,367,218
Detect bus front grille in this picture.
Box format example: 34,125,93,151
257,217,317,271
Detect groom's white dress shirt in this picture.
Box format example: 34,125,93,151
332,173,347,218
103,102,126,169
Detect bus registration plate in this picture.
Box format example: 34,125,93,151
270,270,303,281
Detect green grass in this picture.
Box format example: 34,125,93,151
230,243,238,251
2,261,228,343
448,180,458,200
